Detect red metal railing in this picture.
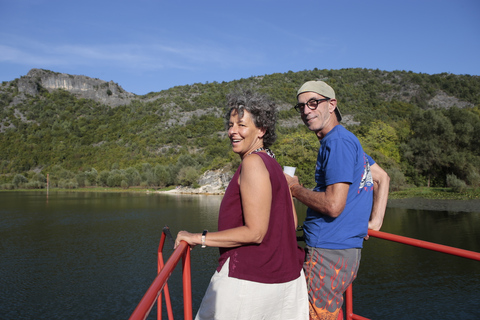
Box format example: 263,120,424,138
341,229,480,320
367,229,480,261
130,227,480,320
129,227,192,320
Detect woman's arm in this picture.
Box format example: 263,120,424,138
175,154,272,249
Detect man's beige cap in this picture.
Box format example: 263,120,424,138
297,81,341,121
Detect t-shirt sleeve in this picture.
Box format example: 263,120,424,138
324,138,356,186
365,153,376,166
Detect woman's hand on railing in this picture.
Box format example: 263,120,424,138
174,231,201,249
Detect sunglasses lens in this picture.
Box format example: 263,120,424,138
295,104,305,112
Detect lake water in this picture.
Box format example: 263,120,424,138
0,191,479,319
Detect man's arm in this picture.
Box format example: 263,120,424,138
368,163,390,231
286,174,349,218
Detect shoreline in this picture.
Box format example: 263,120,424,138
158,188,480,213
3,188,480,213
156,186,226,195
386,197,480,213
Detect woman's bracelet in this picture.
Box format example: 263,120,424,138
201,229,208,248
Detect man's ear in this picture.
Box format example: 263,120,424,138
328,99,337,114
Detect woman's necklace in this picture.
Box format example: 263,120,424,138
247,147,276,159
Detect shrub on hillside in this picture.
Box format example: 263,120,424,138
0,183,15,190
386,167,407,192
177,166,199,186
97,170,110,187
125,167,141,186
25,181,45,189
12,174,28,188
32,173,46,183
58,178,78,189
466,170,480,187
76,172,87,188
86,168,98,186
107,170,126,187
446,174,467,193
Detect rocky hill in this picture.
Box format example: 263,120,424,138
13,69,136,107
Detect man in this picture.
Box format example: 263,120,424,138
284,81,389,320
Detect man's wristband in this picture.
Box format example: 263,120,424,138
201,229,208,248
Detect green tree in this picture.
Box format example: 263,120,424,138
360,120,401,166
274,130,319,188
85,168,98,186
76,172,87,187
402,109,455,187
177,166,199,186
107,170,126,187
98,170,110,187
154,165,170,187
125,167,141,186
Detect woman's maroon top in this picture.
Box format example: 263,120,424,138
216,152,305,283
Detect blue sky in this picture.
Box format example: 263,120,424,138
1,0,479,95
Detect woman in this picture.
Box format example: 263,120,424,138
175,90,308,320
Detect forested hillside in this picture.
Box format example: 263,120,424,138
1,68,479,191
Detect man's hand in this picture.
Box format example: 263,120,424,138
284,172,300,189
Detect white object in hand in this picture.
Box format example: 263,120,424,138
283,166,296,176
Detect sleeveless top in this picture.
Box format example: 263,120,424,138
216,152,305,284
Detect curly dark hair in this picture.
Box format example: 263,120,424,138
224,89,277,148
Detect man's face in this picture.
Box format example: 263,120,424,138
297,92,334,133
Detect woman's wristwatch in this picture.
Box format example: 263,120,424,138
201,229,208,248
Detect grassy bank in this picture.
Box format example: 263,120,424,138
389,187,480,200
0,186,177,193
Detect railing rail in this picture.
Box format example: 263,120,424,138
130,227,479,320
367,229,480,261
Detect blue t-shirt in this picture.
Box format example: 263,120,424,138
303,125,374,249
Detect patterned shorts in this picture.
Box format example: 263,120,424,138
304,246,361,320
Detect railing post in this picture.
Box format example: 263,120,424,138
157,233,165,320
183,248,193,320
157,231,174,320
345,284,353,320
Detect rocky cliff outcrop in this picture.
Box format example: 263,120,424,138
166,166,234,195
427,91,473,109
16,69,135,107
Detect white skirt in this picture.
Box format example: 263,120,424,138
195,258,308,320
